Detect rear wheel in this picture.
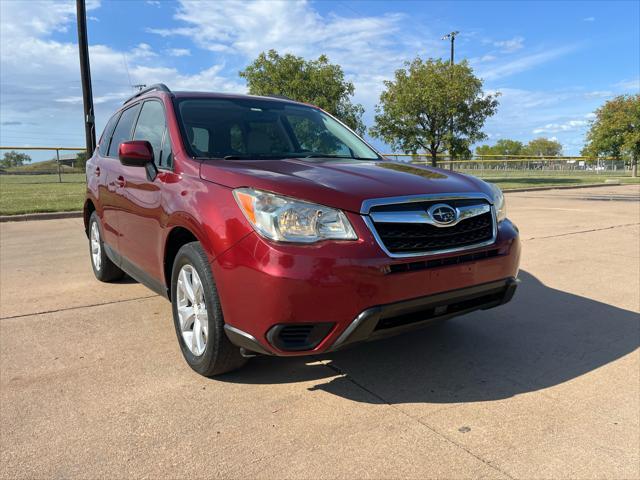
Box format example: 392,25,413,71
89,212,124,282
171,242,247,376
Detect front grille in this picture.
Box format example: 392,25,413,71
368,198,495,255
374,289,505,331
387,249,500,274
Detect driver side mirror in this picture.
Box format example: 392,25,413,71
118,141,157,181
119,140,153,166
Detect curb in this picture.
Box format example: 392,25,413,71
0,211,83,223
503,182,626,193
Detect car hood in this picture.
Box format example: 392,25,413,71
199,157,494,213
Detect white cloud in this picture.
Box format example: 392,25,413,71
480,88,606,153
131,43,157,58
0,0,244,147
479,45,578,80
583,90,613,99
146,0,445,137
532,119,590,135
493,36,524,53
469,54,497,65
614,78,640,92
166,48,191,57
583,17,595,22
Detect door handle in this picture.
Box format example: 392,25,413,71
115,176,126,188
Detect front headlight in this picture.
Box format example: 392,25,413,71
233,188,357,243
488,183,507,222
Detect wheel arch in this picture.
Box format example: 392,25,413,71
163,226,200,300
83,199,96,238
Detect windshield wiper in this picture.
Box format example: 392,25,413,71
303,153,371,160
222,154,286,160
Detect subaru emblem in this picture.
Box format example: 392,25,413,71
428,203,457,225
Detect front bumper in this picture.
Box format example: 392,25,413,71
224,277,518,355
212,218,520,356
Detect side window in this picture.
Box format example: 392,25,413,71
98,113,120,157
107,104,140,157
159,128,173,169
133,101,165,166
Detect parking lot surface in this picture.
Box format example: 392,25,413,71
1,185,639,479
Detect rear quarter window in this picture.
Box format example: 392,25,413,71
98,113,120,157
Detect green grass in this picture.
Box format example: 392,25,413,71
479,174,640,190
0,172,638,216
0,174,86,215
4,159,84,174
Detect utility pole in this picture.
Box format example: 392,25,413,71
442,31,459,65
76,0,96,155
442,31,459,169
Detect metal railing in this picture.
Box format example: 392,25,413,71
382,153,633,176
0,146,86,183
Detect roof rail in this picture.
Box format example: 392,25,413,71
264,94,295,101
123,83,171,105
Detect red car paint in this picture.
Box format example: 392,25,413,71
85,89,520,356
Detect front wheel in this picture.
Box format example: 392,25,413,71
171,242,247,376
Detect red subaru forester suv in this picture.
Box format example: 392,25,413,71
85,84,520,376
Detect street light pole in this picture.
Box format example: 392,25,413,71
442,31,459,169
442,31,459,66
76,0,96,155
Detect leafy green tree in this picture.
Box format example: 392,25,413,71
524,137,562,157
75,151,89,169
582,94,639,177
475,144,495,156
0,151,31,168
370,58,499,166
476,139,524,156
240,50,365,135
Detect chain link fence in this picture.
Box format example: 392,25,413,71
383,153,633,178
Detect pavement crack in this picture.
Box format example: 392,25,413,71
323,362,515,479
524,222,639,241
0,294,160,320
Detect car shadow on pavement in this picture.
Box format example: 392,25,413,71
221,271,640,405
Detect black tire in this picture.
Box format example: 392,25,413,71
171,242,247,376
88,211,124,282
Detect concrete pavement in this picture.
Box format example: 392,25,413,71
1,185,639,479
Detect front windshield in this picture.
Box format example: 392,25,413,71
175,97,380,160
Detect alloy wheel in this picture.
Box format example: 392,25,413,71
90,221,102,271
176,264,209,356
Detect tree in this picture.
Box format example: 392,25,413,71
475,139,524,156
75,151,89,170
0,151,31,168
582,94,639,177
240,50,365,135
370,58,499,166
524,137,562,157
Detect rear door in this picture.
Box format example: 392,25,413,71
90,112,120,250
101,103,141,257
116,99,175,286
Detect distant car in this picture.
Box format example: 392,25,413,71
84,84,520,376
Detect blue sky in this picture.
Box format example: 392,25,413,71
1,0,638,160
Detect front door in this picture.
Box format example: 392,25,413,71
116,99,175,286
96,104,140,254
